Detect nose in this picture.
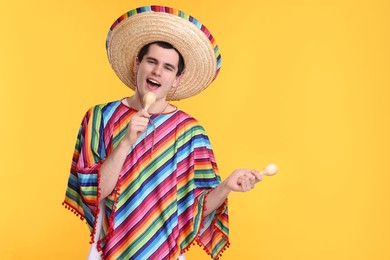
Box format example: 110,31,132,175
152,64,162,76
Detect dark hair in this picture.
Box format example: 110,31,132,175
137,41,185,76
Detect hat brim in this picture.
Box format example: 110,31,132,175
106,6,221,100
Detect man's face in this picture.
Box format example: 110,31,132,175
134,44,181,101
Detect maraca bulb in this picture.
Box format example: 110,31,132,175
143,92,156,111
263,163,278,176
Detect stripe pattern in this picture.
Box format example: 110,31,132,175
63,100,229,259
106,5,222,78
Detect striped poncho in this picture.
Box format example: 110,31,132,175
63,99,229,260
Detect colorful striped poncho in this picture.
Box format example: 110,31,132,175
63,99,229,260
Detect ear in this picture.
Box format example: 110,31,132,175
133,57,139,74
172,70,185,88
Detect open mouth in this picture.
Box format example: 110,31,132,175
147,79,161,88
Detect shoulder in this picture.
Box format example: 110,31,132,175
88,99,122,112
84,99,125,117
174,109,201,126
78,99,128,127
173,109,208,136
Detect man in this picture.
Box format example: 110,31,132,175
63,6,262,260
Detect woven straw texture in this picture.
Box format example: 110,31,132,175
106,6,221,100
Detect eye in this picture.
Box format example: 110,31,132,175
165,66,174,72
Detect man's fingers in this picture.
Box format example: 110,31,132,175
238,176,251,191
239,177,248,191
139,108,151,118
249,170,262,182
233,168,263,192
130,115,149,127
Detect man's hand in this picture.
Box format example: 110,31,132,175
224,168,262,192
123,109,150,146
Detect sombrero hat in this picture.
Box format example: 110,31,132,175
106,5,222,100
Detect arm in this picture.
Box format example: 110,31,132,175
204,168,262,216
99,109,150,200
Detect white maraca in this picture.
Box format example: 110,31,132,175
143,92,157,112
260,163,278,176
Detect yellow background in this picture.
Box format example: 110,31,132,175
1,0,389,259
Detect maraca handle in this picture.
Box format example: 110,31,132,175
144,104,152,112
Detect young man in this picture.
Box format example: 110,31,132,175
63,6,262,260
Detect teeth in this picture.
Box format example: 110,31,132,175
148,79,161,86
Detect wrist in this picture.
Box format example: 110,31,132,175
118,138,134,149
219,180,232,196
